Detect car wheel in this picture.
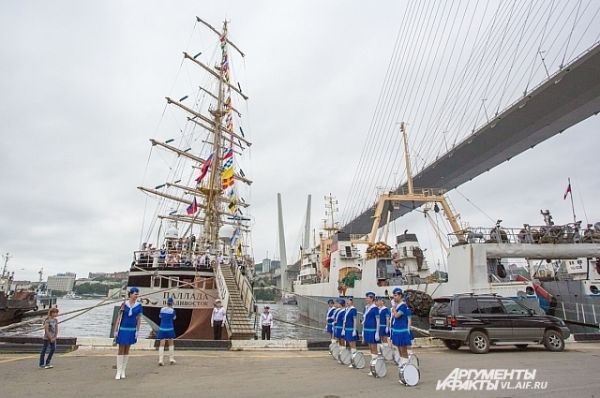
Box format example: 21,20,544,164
443,339,462,350
468,330,490,354
543,329,564,352
515,344,528,350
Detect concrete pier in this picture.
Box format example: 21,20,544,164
2,342,600,397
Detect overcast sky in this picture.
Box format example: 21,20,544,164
1,1,599,282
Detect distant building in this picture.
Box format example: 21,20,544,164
47,273,76,292
88,271,128,280
270,260,281,271
110,272,129,280
254,262,263,273
261,258,271,274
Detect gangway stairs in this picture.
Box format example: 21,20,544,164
215,262,256,339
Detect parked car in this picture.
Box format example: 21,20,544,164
429,294,570,353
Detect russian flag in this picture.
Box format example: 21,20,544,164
186,197,198,215
195,153,213,183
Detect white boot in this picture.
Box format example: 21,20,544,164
115,355,123,380
121,355,129,379
367,353,378,376
169,345,176,364
158,346,164,366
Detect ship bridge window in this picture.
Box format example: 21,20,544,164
169,276,179,288
153,276,161,288
345,246,352,257
128,275,151,288
376,259,397,279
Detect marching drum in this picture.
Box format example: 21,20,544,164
338,348,352,365
329,342,339,359
408,353,419,368
351,351,366,369
399,363,420,386
380,344,394,362
369,357,387,378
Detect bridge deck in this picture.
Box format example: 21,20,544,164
344,43,600,235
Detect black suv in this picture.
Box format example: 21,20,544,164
429,294,570,353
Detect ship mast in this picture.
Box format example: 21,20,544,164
323,194,339,239
139,18,250,256
203,21,228,250
1,252,11,278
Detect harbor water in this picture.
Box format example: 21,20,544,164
3,299,324,340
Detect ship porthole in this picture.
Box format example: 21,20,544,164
526,287,535,296
590,285,599,295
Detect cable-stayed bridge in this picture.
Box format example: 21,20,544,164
342,42,600,235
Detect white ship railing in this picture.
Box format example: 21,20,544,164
214,263,231,336
232,261,256,315
451,223,600,246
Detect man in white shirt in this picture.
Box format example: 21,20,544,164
210,299,227,340
260,306,273,340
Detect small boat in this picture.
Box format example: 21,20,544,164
282,294,297,305
64,292,83,300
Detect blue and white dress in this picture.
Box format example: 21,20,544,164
362,304,379,344
326,307,336,335
334,308,345,339
343,306,358,342
157,307,176,340
391,301,412,347
116,301,143,345
378,305,391,338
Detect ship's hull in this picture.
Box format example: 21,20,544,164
294,276,543,336
141,306,224,339
540,279,600,334
127,268,225,340
0,309,25,327
0,291,39,327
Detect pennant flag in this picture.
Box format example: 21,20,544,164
223,147,233,160
222,176,235,189
195,153,213,183
222,158,234,169
236,241,242,257
230,227,240,245
563,182,572,200
239,168,245,178
222,167,234,180
228,197,237,212
186,197,199,215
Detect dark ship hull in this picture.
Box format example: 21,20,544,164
127,266,224,339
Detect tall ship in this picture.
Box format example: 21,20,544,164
293,124,600,333
126,18,255,340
